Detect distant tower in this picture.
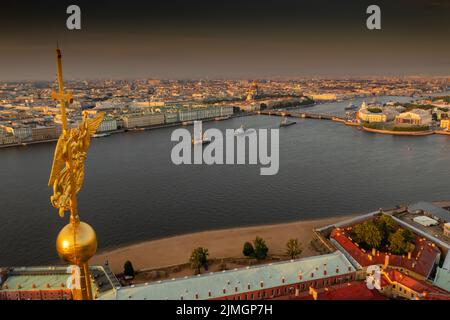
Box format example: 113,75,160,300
49,48,105,300
246,80,259,101
361,101,367,109
357,101,367,120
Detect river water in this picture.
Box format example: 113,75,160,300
1,95,450,266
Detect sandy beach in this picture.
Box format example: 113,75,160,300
92,214,356,273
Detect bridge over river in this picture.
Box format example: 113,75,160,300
259,109,347,121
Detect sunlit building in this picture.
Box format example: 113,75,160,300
440,119,450,130
357,102,397,123
395,109,432,126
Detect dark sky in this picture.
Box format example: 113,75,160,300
0,0,449,80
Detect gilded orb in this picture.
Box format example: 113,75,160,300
56,221,97,264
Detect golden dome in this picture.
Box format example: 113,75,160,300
56,221,97,264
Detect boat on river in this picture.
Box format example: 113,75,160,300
279,117,296,127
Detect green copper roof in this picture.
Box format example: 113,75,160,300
97,251,355,300
433,267,450,293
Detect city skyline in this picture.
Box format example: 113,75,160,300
1,1,450,302
1,0,449,80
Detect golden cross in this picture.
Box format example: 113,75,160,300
51,48,73,133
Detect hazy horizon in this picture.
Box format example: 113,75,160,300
1,0,449,80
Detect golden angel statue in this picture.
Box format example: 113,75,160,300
48,111,105,218
50,47,101,301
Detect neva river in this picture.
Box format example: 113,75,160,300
1,95,450,266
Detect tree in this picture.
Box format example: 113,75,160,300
351,224,365,244
363,222,383,249
401,229,415,243
243,242,255,257
286,238,303,259
352,221,383,250
253,237,268,260
389,229,415,255
376,215,396,241
123,260,135,278
388,229,407,255
190,247,209,274
378,215,396,233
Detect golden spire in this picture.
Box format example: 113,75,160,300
49,47,105,300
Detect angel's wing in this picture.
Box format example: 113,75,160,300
48,136,66,186
86,112,105,136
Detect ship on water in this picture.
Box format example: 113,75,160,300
234,124,256,136
192,132,211,145
279,117,296,127
345,102,358,111
92,133,111,138
214,115,231,121
192,126,211,145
